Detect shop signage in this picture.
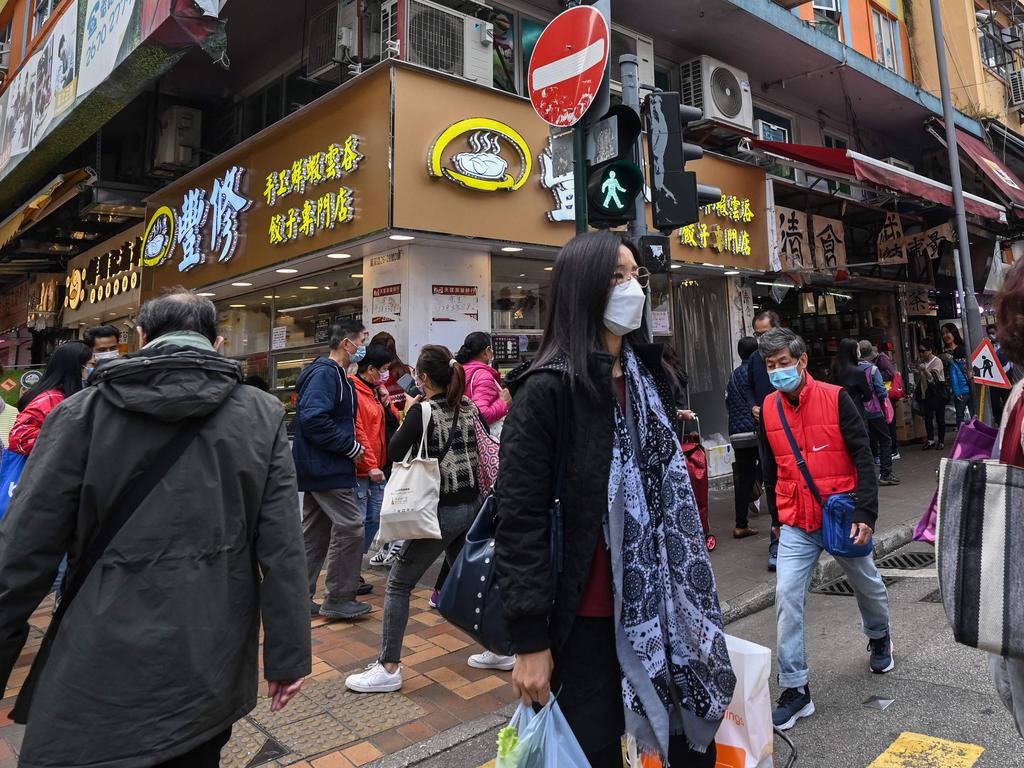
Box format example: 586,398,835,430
66,235,142,311
142,165,254,272
904,285,934,316
372,285,402,324
540,135,575,222
679,194,756,256
877,212,906,265
773,206,810,270
811,215,846,270
431,285,479,322
428,118,532,192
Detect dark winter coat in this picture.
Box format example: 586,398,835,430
494,344,677,654
748,351,775,405
0,344,311,768
726,359,758,438
292,356,362,491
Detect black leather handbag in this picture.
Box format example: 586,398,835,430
437,389,567,656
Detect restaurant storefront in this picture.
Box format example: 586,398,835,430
140,61,771,441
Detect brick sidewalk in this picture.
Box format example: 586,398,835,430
0,567,517,768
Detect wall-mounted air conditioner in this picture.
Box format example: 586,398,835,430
609,25,654,94
306,1,372,81
381,0,494,87
153,106,203,172
881,156,914,173
1010,69,1024,105
679,55,753,133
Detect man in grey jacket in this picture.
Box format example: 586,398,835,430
0,290,311,768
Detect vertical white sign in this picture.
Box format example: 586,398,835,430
78,0,136,96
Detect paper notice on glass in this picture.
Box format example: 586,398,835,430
651,310,671,335
431,285,478,322
271,326,287,350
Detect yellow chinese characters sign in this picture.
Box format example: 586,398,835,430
680,194,755,257
265,137,364,245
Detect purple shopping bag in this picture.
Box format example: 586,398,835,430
914,417,1000,543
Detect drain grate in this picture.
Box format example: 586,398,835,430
875,551,935,570
920,588,943,603
813,575,897,596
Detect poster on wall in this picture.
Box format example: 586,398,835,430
271,325,287,350
51,9,80,116
31,44,55,146
431,285,479,322
372,284,402,324
6,65,35,157
314,317,331,344
79,0,137,96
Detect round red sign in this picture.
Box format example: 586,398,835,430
527,5,609,128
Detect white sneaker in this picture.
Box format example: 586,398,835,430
368,547,390,567
345,662,403,693
468,651,516,671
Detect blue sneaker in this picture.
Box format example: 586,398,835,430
772,685,815,730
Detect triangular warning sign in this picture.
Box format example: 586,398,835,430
970,338,1012,389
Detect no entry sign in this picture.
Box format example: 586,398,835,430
527,5,609,128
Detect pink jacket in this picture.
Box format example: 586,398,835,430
463,360,508,426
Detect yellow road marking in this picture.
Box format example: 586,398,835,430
868,732,984,768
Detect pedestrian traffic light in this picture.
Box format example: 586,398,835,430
585,105,645,228
643,93,721,233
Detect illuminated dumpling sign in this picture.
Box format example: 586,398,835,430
428,118,532,192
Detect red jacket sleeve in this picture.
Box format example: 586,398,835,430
8,391,64,456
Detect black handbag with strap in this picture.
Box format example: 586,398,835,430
11,417,207,723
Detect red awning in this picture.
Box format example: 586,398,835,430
751,139,1007,222
931,121,1024,214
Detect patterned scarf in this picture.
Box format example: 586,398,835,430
607,347,736,760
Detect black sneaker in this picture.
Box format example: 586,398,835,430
310,600,322,617
320,600,372,620
879,474,901,486
868,634,895,674
357,577,373,596
772,685,815,730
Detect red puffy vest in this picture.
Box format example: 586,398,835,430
763,374,857,532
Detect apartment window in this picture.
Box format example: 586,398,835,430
33,0,58,37
812,0,843,41
754,106,796,181
978,22,1014,79
824,134,852,196
871,8,899,72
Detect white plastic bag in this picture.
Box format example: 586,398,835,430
715,634,774,768
376,402,442,543
495,698,589,768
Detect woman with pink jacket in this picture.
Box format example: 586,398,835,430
456,332,511,431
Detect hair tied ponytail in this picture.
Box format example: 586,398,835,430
449,358,457,368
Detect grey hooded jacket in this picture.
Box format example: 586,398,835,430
0,343,311,767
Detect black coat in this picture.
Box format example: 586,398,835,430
494,344,676,654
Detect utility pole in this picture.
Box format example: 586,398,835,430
929,0,982,358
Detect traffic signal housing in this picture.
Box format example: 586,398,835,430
585,105,645,228
643,93,721,233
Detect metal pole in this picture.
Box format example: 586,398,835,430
573,125,588,235
929,0,983,357
618,53,647,242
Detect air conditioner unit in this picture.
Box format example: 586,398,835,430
307,4,341,79
381,0,494,87
881,156,915,173
1010,69,1024,106
679,55,753,133
153,106,203,172
1002,23,1024,51
609,25,654,93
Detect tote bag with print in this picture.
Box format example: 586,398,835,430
377,402,442,542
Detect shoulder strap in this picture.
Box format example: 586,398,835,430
54,417,207,623
774,396,824,507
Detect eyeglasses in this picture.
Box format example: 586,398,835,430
611,267,651,289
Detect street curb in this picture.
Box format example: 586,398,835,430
366,703,515,768
719,518,918,626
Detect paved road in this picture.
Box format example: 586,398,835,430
419,544,1024,768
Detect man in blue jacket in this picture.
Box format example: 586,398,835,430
294,319,370,620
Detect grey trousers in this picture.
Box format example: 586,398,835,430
992,654,1024,738
303,488,364,604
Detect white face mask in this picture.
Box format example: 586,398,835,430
603,278,646,337
94,351,118,361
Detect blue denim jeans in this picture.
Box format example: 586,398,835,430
355,477,386,554
775,524,890,689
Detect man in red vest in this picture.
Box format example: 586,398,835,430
756,328,893,731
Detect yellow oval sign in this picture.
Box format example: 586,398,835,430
428,118,533,192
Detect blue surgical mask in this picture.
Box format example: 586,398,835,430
769,364,803,393
350,344,367,364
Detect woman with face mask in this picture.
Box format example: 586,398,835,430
493,232,734,767
455,331,512,431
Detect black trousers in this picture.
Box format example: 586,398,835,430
731,445,760,528
554,617,717,767
991,386,1009,424
155,728,231,768
921,396,947,445
866,417,892,474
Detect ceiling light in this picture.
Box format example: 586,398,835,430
516,285,523,289
323,286,331,290
327,253,352,259
544,266,553,272
229,304,246,308
670,264,681,269
351,273,364,279
197,292,216,297
108,312,117,316
264,295,274,299
299,285,319,290
276,268,298,274
519,273,526,277
231,282,253,287
389,234,415,241
502,246,523,253
724,270,740,276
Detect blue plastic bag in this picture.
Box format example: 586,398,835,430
495,698,590,768
0,449,28,523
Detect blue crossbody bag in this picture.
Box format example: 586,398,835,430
775,397,872,559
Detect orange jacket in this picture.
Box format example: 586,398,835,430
350,374,398,476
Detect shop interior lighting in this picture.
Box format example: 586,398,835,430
724,270,740,276
299,286,319,290
198,292,216,297
755,281,777,287
351,273,364,278
502,247,524,252
231,282,253,287
670,264,682,269
544,266,553,272
701,263,726,269
276,268,299,274
229,304,246,308
327,253,352,259
389,235,415,241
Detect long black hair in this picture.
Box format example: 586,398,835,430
830,337,861,382
532,231,648,401
19,341,93,410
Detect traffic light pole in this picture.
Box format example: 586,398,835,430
619,54,648,242
573,126,589,234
